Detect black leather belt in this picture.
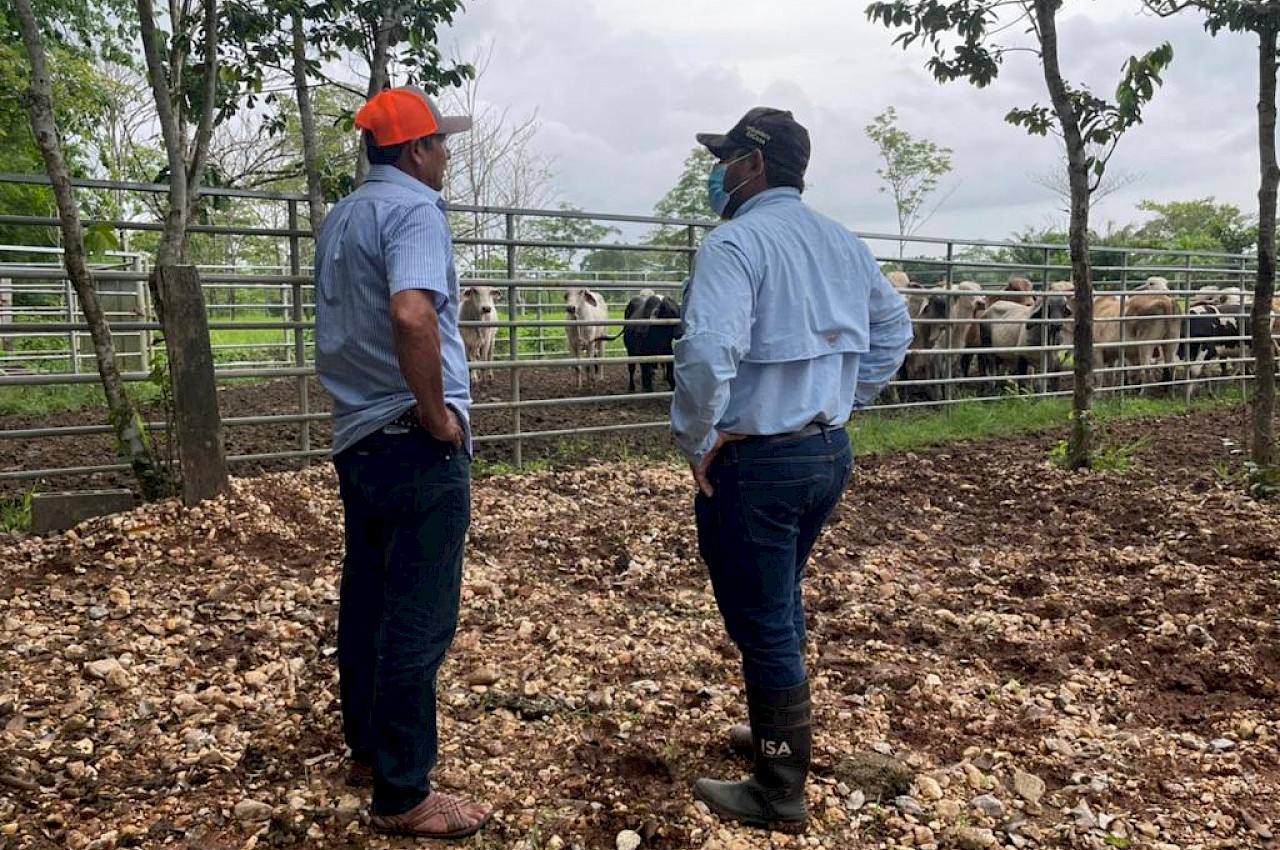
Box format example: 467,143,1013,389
742,422,836,445
389,408,422,430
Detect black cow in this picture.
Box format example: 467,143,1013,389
1180,302,1241,381
623,294,681,392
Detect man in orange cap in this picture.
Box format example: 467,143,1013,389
314,85,490,839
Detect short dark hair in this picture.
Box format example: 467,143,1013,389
363,132,436,165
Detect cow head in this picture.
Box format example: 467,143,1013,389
463,286,501,316
564,287,600,317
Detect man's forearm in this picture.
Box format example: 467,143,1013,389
393,308,451,428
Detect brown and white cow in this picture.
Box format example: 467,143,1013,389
990,276,1035,307
1063,288,1182,387
971,287,1071,383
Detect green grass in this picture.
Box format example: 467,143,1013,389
849,390,1242,458
208,310,308,364
0,489,34,534
0,382,164,417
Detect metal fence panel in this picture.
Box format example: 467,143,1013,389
0,173,1266,488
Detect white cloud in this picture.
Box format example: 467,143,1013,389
440,1,1264,251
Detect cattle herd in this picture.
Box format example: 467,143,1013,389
457,284,683,394
890,271,1280,401
457,273,1280,400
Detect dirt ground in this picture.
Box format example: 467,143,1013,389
0,405,1277,850
0,366,675,497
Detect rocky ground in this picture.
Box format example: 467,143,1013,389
1,406,1278,850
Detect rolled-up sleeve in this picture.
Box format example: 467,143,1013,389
854,260,913,408
671,237,754,465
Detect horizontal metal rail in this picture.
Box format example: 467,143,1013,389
0,170,1266,491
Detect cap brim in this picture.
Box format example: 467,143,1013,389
438,115,473,134
696,131,735,155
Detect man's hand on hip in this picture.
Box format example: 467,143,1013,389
416,404,464,448
691,431,747,497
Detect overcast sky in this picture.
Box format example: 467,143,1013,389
437,2,1258,251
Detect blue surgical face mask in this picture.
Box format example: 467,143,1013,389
706,152,753,217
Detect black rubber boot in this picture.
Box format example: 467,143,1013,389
727,724,753,758
727,640,807,759
696,681,811,832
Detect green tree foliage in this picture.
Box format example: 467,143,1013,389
519,205,620,274
866,0,1173,471
653,147,717,222
864,106,953,255
1132,197,1257,254
219,0,473,210
642,146,717,276
0,2,126,256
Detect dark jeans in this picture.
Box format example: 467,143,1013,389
333,428,470,817
695,427,853,690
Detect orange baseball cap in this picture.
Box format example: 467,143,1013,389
354,86,472,147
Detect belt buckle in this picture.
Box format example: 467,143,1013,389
383,408,419,434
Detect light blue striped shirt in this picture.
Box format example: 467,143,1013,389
315,164,472,456
671,187,913,466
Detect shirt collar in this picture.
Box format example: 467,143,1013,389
365,163,446,210
733,186,802,218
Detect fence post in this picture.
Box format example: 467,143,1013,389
943,240,955,406
506,212,522,468
686,224,696,279
288,199,310,458
0,277,11,354
1238,253,1250,400
156,265,229,505
1042,247,1052,398
66,280,80,374
135,255,152,374
1118,274,1129,402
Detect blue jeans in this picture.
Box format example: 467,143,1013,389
695,427,853,690
333,428,470,817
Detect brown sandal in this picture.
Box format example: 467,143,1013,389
371,791,492,839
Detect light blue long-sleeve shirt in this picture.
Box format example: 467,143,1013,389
671,187,913,466
315,164,472,456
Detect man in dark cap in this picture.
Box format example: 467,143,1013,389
314,85,490,839
671,107,913,832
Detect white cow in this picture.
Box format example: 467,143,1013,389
564,287,608,388
460,286,500,384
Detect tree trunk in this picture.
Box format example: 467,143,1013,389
1252,22,1278,468
292,11,327,238
137,0,229,502
137,0,188,273
13,0,171,499
366,4,396,99
181,0,219,262
1035,0,1094,469
355,1,404,184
